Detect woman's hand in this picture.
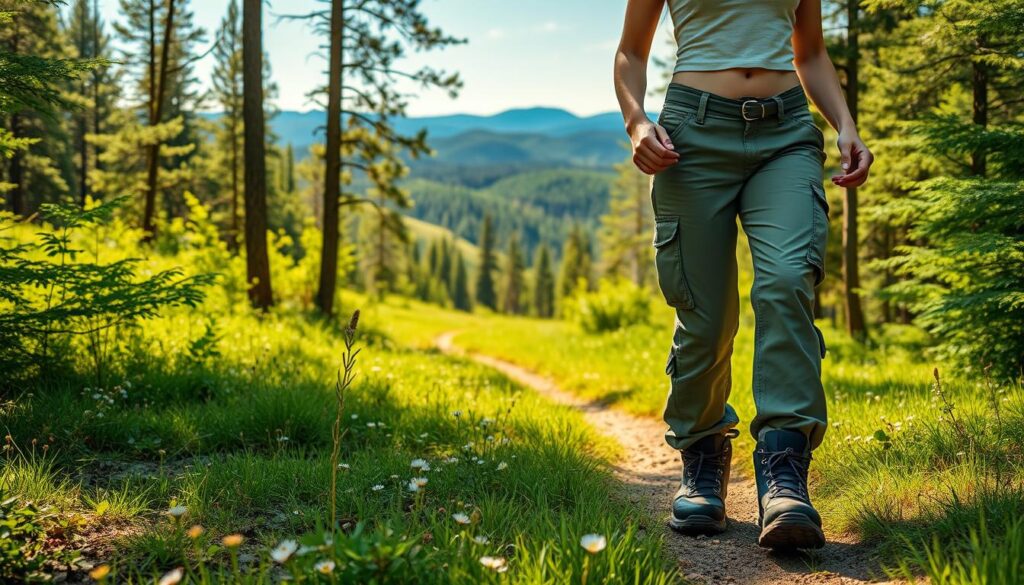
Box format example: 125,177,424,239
630,120,680,175
831,128,874,188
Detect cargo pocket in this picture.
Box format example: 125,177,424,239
653,217,695,310
806,182,829,287
813,325,827,359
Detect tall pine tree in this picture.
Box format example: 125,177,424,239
209,0,244,249
502,231,525,315
557,224,593,307
64,0,119,205
532,243,555,318
0,0,78,213
293,0,463,316
475,214,498,310
599,154,654,287
451,251,472,312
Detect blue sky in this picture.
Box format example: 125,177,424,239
91,0,675,117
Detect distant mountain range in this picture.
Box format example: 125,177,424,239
201,107,651,169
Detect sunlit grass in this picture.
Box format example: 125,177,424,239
2,289,675,582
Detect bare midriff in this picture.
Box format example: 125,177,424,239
671,68,801,99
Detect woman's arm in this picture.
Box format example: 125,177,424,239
614,0,679,175
792,0,873,187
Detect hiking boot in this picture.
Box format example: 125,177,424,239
669,429,738,535
754,429,825,550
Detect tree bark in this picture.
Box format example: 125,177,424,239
842,0,867,339
142,0,175,241
242,0,273,309
316,0,344,316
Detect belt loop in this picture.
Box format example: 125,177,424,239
772,96,785,126
696,93,709,125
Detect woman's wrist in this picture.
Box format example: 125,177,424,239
837,116,858,136
625,113,650,138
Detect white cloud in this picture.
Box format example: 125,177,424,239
486,28,505,40
534,21,561,34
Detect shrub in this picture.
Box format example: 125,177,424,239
0,198,213,389
566,278,652,333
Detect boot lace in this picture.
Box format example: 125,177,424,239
682,448,728,496
758,447,811,500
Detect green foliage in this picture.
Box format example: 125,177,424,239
0,493,79,582
557,224,593,312
291,524,441,583
475,214,497,310
532,243,555,318
451,252,472,311
402,168,613,260
875,177,1023,378
501,231,525,314
598,155,654,288
0,1,99,120
566,278,651,334
0,198,213,385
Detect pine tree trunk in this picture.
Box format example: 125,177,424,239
242,0,273,309
142,0,175,241
316,0,344,316
842,0,867,339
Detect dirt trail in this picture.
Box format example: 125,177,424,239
435,331,897,585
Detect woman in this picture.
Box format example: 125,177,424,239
613,0,873,550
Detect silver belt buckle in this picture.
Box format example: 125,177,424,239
741,99,765,121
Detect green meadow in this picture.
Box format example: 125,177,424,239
2,203,1020,582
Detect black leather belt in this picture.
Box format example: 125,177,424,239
740,98,780,121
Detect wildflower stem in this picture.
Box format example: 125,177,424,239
330,310,360,532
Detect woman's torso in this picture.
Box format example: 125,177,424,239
670,69,800,100
667,0,802,99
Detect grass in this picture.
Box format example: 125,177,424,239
3,207,1022,583
1,292,679,583
450,306,1024,579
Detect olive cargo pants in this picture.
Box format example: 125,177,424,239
651,83,829,452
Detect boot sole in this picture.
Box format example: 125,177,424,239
668,514,727,536
758,512,825,550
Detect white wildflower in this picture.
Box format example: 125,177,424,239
479,556,508,572
580,534,607,554
314,559,336,574
271,539,299,563
158,568,183,585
